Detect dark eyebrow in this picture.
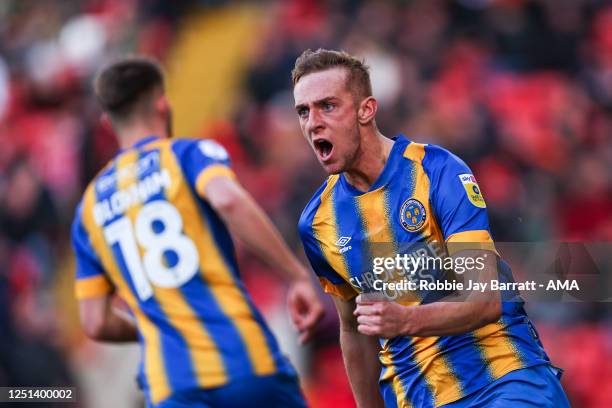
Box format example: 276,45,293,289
314,97,337,106
295,96,337,111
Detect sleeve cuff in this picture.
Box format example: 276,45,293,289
195,164,237,197
75,275,113,299
318,277,358,300
446,230,500,257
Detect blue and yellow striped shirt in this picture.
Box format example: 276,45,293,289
299,135,552,407
72,136,294,404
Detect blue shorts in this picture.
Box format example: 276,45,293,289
152,374,307,408
441,364,570,408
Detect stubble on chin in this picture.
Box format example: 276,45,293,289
323,164,343,175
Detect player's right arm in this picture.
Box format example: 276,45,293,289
177,139,323,342
298,188,384,406
333,296,385,408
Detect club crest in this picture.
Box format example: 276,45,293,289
400,198,426,232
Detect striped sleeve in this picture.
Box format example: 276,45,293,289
172,138,237,197
72,203,113,299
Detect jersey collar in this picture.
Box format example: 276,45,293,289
132,135,160,148
339,134,409,196
118,135,161,154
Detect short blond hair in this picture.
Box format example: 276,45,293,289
292,48,372,99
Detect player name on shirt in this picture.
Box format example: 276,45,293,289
93,168,171,226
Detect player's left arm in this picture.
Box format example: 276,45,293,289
79,294,139,342
72,204,138,342
355,146,501,338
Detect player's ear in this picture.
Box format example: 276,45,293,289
100,113,113,131
154,94,170,115
357,96,377,125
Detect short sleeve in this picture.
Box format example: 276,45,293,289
72,203,113,299
423,145,498,256
172,139,237,197
298,202,358,301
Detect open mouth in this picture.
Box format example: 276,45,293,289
314,139,334,161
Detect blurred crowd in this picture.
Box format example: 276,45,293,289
0,0,611,407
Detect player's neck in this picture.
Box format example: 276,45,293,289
343,131,394,192
116,119,169,150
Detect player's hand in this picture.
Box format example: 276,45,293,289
287,277,324,344
354,295,418,338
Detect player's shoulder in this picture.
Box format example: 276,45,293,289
298,174,340,236
169,137,230,160
402,140,470,176
86,159,115,200
74,158,114,226
166,136,198,152
169,138,232,181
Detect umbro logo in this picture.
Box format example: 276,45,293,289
336,236,352,254
336,236,351,247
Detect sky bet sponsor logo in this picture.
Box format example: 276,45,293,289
458,173,486,208
459,174,477,183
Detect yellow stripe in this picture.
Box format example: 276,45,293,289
380,353,412,408
393,375,412,408
402,143,445,244
134,143,229,388
387,365,412,408
356,188,394,245
356,188,419,305
154,287,228,387
129,306,170,402
195,164,237,197
313,176,355,295
114,147,230,396
472,322,524,380
116,150,174,403
317,277,356,300
411,336,463,406
74,275,113,299
403,143,465,405
403,143,426,163
81,180,171,403
356,188,396,271
446,230,499,257
157,141,277,378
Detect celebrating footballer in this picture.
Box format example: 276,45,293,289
293,49,569,408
